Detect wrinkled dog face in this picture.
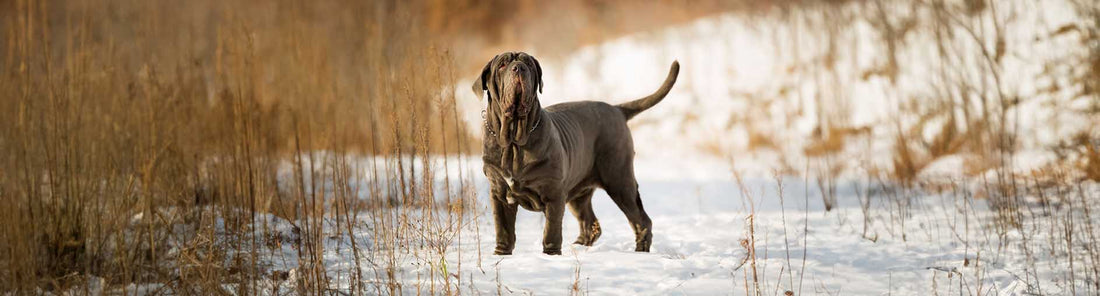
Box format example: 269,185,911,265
472,52,543,146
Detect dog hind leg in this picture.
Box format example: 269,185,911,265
598,158,653,252
567,188,601,246
605,184,652,252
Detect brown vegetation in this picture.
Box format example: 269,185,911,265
0,0,473,293
0,0,750,293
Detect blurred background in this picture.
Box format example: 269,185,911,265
3,0,1100,293
6,0,1097,176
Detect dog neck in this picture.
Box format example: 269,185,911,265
484,106,548,180
483,110,542,143
483,99,544,147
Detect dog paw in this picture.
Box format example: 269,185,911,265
542,249,562,255
634,238,652,252
573,237,597,246
573,225,601,246
493,249,513,255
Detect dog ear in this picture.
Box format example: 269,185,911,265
471,55,497,99
528,56,543,93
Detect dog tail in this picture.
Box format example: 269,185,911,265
617,61,680,121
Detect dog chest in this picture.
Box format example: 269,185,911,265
491,168,539,210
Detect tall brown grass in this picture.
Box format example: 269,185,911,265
0,0,474,293
0,0,747,294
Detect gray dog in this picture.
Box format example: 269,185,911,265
473,52,679,255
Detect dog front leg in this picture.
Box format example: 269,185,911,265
541,198,566,255
491,188,518,255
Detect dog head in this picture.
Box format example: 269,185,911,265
472,52,543,146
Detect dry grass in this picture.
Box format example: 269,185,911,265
0,0,749,294
720,1,1100,293
802,125,870,157
1084,143,1100,182
0,0,473,293
759,0,1100,187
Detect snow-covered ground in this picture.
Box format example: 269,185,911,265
231,157,1096,295
346,2,1097,294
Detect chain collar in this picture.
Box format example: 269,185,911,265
483,109,540,139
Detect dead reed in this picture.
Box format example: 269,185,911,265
0,0,475,294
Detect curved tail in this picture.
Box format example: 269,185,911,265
617,61,680,120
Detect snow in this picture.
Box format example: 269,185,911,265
208,157,1096,295
88,157,1098,295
